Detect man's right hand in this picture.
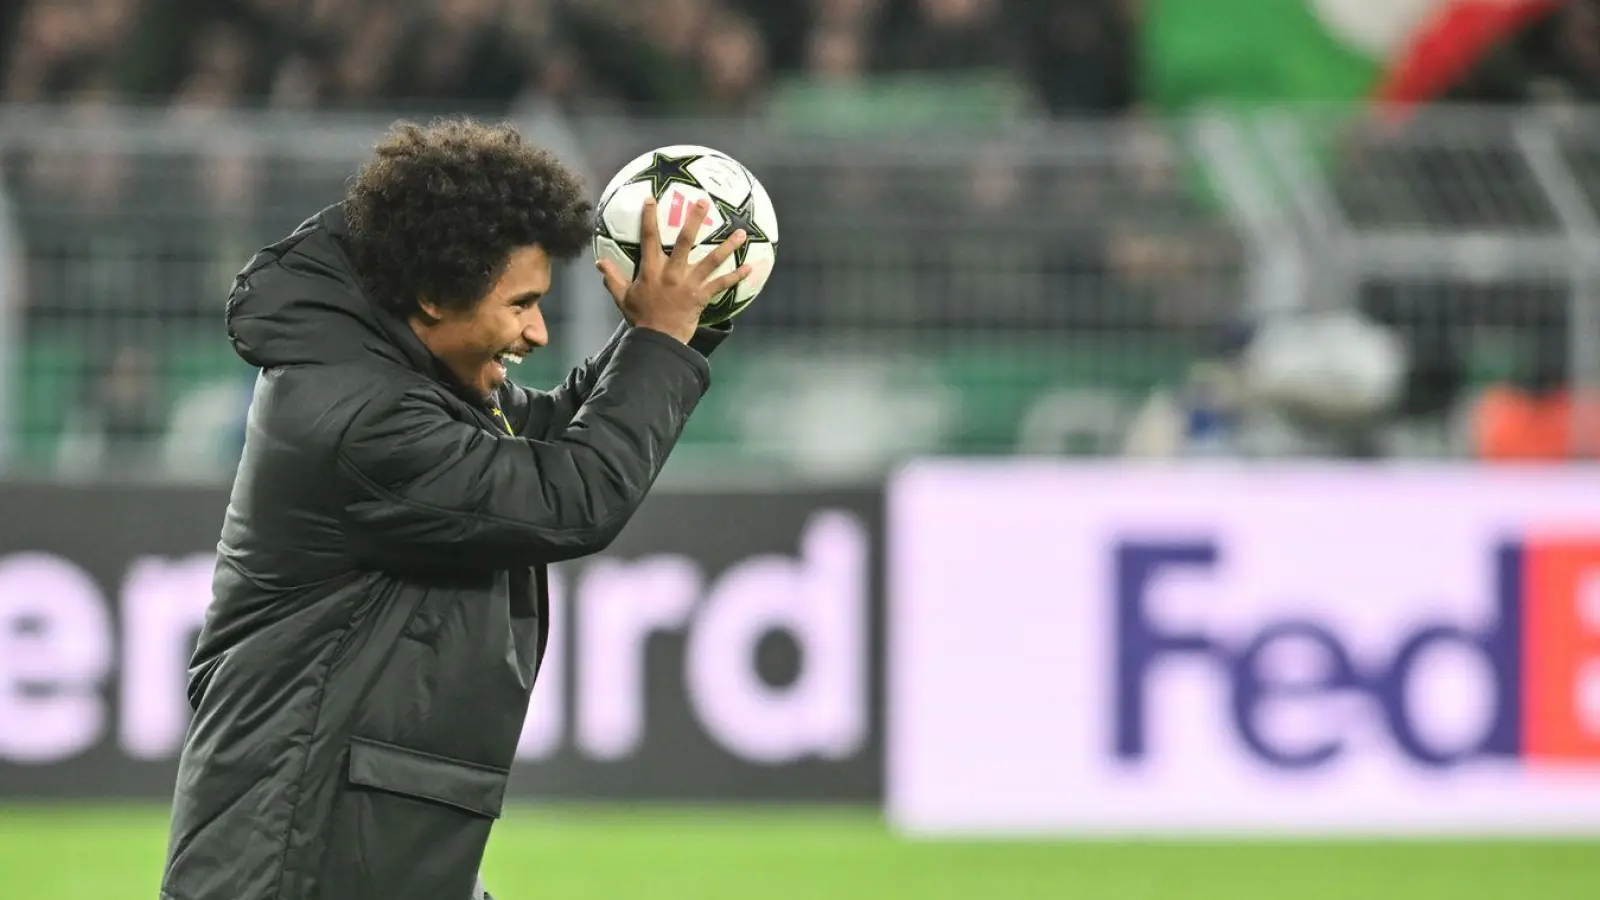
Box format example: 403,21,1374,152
597,196,751,344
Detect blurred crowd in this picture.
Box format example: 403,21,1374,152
0,0,1187,481
0,0,1137,117
2,0,1599,477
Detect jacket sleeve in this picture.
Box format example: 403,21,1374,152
519,321,732,440
337,327,712,569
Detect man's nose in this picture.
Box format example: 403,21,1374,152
523,308,548,347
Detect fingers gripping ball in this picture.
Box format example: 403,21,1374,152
593,145,779,326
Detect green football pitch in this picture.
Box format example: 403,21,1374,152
2,804,1597,900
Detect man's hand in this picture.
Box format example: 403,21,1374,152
597,196,750,344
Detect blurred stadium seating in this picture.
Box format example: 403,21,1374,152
5,106,1600,478
0,1,1598,480
0,107,1251,479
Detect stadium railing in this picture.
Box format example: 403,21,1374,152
0,104,1595,483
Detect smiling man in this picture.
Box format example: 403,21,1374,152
159,119,749,900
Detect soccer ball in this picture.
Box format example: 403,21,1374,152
593,144,778,326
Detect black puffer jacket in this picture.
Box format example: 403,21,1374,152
160,205,726,900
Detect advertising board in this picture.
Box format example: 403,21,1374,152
0,484,882,801
887,464,1600,835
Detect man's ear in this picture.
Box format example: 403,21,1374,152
415,296,444,324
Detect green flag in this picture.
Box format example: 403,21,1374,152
1142,0,1440,112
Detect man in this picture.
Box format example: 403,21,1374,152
159,119,750,900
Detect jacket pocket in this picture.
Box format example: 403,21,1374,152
317,737,508,900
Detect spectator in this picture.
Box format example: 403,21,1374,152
56,345,168,478
0,0,1151,118
804,24,869,83
1010,0,1138,116
699,13,768,114
4,0,131,102
879,0,1016,74
387,0,530,109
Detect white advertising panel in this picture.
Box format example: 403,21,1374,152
888,464,1600,835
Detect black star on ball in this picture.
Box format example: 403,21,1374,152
625,152,704,200
707,194,769,266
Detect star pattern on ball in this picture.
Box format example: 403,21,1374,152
706,193,770,267
704,284,743,321
625,151,704,200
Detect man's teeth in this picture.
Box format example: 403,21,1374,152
498,353,523,365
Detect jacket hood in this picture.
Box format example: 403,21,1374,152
226,204,438,377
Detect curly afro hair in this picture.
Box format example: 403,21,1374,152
344,118,594,317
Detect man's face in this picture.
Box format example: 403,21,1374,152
413,245,552,398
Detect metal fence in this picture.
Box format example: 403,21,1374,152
1249,107,1600,458
0,103,1595,483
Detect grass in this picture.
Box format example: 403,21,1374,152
2,803,1598,899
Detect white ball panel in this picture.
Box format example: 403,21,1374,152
734,240,776,304
593,235,636,283
748,173,779,242
687,155,751,205
652,143,723,160
599,180,655,243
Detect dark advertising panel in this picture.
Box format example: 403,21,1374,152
0,484,882,801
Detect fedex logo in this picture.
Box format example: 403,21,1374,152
1114,538,1600,770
